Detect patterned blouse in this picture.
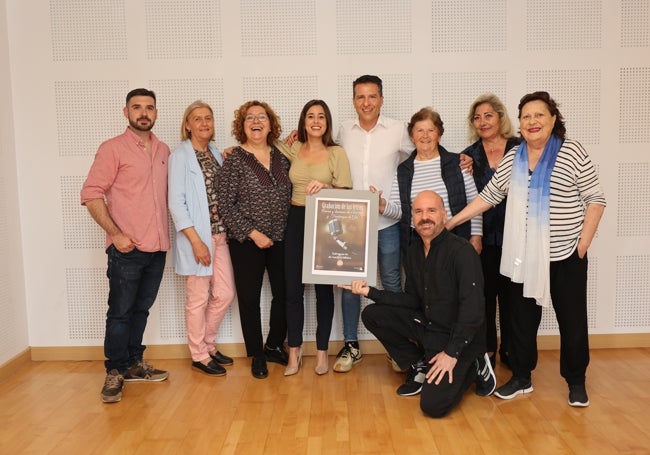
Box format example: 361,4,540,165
195,149,226,235
217,145,292,243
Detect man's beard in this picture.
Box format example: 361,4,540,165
129,116,154,132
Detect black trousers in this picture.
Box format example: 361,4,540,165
284,206,334,350
481,245,511,355
362,303,478,418
228,239,287,358
508,250,589,386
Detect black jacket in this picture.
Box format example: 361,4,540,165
367,229,486,360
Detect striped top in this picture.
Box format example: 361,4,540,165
479,139,606,260
384,156,482,236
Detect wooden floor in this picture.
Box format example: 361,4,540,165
1,348,649,454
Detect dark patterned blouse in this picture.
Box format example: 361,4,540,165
217,145,291,243
195,149,226,235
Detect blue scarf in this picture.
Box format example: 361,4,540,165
501,135,562,307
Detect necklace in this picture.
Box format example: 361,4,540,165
483,139,505,169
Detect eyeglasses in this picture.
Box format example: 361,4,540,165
245,114,268,122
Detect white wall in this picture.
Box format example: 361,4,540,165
2,0,649,351
0,0,29,364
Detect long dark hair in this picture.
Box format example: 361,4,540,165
297,99,337,146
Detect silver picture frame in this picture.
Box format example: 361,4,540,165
302,189,379,285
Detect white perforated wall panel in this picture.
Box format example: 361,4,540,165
621,0,650,47
157,272,187,339
526,0,602,50
55,80,129,157
619,67,650,143
336,0,411,55
66,268,107,340
615,255,650,327
61,176,105,249
145,0,223,60
617,163,650,237
432,0,507,52
50,0,127,61
241,0,317,56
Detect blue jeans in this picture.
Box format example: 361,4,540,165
341,222,401,341
104,246,166,373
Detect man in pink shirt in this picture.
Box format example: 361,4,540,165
81,88,171,403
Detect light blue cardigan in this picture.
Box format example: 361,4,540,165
168,139,223,276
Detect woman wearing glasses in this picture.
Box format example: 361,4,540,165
218,101,292,379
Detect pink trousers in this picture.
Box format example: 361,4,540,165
185,233,236,362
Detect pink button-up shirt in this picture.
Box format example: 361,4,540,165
81,127,171,252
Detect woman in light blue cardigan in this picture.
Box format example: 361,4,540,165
169,100,235,376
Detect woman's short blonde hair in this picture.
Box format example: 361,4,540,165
181,100,214,141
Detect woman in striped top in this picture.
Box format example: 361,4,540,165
446,91,606,408
380,107,482,260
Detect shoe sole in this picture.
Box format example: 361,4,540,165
397,386,422,397
101,395,122,403
568,399,590,407
494,385,533,399
191,366,226,377
333,357,363,373
123,375,169,382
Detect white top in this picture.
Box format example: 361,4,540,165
337,115,414,230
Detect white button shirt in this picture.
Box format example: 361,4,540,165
337,115,414,230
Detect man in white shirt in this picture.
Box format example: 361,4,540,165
333,75,415,372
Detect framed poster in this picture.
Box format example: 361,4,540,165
302,189,378,285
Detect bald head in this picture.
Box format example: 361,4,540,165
412,190,447,242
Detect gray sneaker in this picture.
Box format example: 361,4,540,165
333,342,363,373
124,360,169,382
101,369,124,403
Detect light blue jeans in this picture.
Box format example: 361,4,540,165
341,222,402,341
